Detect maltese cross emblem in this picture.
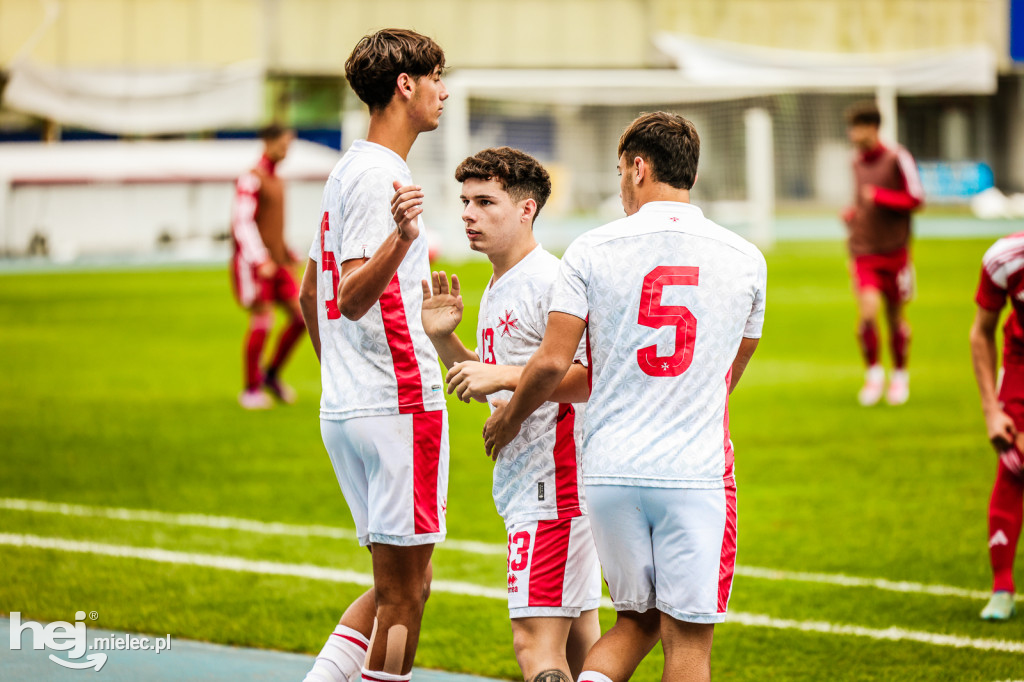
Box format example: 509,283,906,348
497,310,519,337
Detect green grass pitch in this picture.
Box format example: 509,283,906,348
1,238,1023,680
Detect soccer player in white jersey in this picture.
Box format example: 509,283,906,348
484,113,767,682
297,29,449,682
419,147,601,682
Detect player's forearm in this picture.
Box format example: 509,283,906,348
729,337,760,394
429,333,477,369
505,352,572,426
872,186,923,213
299,260,321,361
970,325,1001,416
491,364,588,403
337,230,414,320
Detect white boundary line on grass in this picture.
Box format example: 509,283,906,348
0,497,992,601
0,532,1021,656
0,497,505,556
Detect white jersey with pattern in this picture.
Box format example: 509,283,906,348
309,140,445,420
549,201,767,489
478,246,586,522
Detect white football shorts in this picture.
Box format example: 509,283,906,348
320,411,449,547
505,515,602,618
585,483,737,624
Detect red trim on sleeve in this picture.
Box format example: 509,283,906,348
976,267,1008,312
379,273,425,413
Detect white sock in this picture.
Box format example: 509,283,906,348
303,624,369,682
578,672,614,682
359,669,411,681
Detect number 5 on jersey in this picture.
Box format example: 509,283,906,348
637,266,699,377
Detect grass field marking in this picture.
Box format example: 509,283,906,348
0,497,995,601
734,565,991,600
725,611,1024,654
1,531,1022,657
0,497,505,556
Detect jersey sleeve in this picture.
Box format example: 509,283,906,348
549,241,589,321
337,168,397,263
743,252,768,339
873,148,924,213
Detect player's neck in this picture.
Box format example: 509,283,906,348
636,184,691,209
365,110,421,161
489,236,538,283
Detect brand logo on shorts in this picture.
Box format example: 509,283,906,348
507,573,518,593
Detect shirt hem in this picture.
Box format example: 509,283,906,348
320,402,446,421
583,475,734,489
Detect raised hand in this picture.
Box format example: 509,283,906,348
421,270,463,339
391,181,423,241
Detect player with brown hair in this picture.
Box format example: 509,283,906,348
230,123,306,409
299,29,448,682
842,101,924,406
421,146,600,682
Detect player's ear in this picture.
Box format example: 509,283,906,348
396,73,414,101
521,198,537,224
633,156,646,185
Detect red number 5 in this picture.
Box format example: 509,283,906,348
320,212,341,320
637,266,699,377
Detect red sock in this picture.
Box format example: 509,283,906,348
267,316,305,377
892,322,911,370
244,314,272,390
988,457,1024,593
858,321,879,367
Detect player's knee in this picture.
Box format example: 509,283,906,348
421,562,433,605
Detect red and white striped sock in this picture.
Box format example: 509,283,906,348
360,669,411,682
303,624,369,682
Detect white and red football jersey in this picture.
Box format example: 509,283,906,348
232,169,269,269
309,140,446,420
477,246,586,523
976,231,1024,366
549,201,767,489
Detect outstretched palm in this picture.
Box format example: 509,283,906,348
421,270,463,338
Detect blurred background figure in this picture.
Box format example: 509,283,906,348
230,123,306,409
971,233,1024,621
842,102,923,407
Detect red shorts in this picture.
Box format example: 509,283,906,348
232,260,299,308
851,247,914,305
999,364,1024,426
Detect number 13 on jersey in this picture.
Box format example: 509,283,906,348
637,266,699,377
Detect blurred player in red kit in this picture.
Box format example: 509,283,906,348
842,102,924,406
970,232,1024,621
230,123,306,409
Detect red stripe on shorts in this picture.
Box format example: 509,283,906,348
554,404,581,518
413,411,443,534
379,273,424,413
717,482,738,613
528,519,572,607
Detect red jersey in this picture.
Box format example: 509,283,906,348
845,143,924,257
976,232,1024,366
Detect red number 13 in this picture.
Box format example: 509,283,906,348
636,266,699,377
481,328,496,364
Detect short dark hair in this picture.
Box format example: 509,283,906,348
344,29,446,112
455,147,552,217
846,101,881,127
617,112,700,190
259,123,290,142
